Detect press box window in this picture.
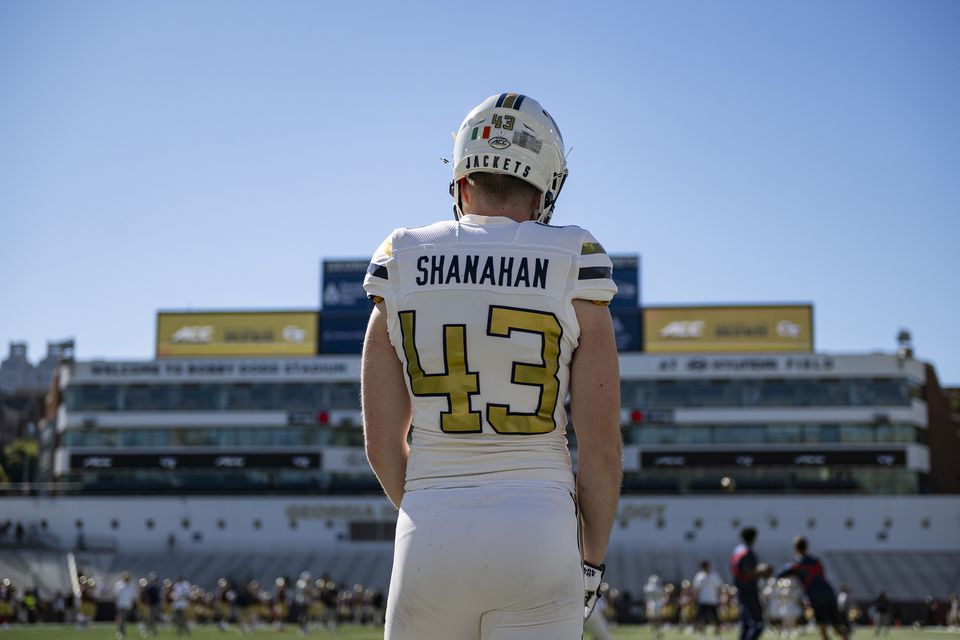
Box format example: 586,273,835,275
67,385,120,411
124,385,175,411
177,385,220,410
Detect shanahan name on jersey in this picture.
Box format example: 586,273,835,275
414,254,549,289
363,214,616,491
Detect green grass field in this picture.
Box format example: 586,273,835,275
0,624,953,640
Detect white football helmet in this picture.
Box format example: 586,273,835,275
451,93,568,224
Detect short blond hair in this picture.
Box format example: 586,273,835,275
467,173,539,208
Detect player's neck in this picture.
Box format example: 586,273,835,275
462,208,535,224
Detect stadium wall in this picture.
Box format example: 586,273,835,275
2,495,958,554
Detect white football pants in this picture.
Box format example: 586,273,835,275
385,482,583,640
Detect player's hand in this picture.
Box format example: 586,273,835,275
756,563,772,578
584,561,605,619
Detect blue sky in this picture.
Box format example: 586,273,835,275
1,1,958,383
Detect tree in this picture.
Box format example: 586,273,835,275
3,438,39,483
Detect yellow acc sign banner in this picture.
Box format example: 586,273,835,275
643,306,813,353
156,312,318,358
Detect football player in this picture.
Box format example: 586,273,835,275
731,527,772,640
362,93,623,639
693,560,724,640
644,575,667,639
776,536,850,640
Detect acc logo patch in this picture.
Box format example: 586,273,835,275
488,136,511,150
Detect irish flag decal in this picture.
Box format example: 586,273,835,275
470,126,492,140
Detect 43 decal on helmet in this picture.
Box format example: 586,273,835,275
490,114,515,131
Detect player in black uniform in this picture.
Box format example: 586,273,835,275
731,527,772,640
777,536,850,640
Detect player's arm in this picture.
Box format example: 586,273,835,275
570,299,623,566
744,559,773,580
361,302,412,509
774,562,797,580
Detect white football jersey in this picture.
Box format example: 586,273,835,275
693,570,722,605
363,214,616,491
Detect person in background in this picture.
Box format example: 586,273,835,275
837,584,855,630
171,576,191,636
78,577,97,629
773,577,804,639
52,590,66,623
113,572,137,638
214,577,234,632
871,591,891,635
693,560,724,640
679,580,696,631
731,527,772,640
272,577,287,630
292,573,312,636
141,573,161,637
645,574,667,639
318,578,338,631
925,596,943,627
776,536,849,640
946,593,959,630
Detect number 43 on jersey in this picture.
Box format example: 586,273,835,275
398,306,562,435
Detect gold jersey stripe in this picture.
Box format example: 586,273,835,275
376,238,393,258
580,241,606,255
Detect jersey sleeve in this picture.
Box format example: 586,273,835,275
573,228,617,303
362,231,397,305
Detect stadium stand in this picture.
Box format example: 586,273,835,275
603,549,960,605
821,551,960,602
0,549,71,598
6,544,959,609
73,545,395,592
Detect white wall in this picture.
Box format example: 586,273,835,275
3,495,958,554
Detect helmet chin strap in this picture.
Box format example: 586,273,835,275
450,180,464,220
536,169,568,225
